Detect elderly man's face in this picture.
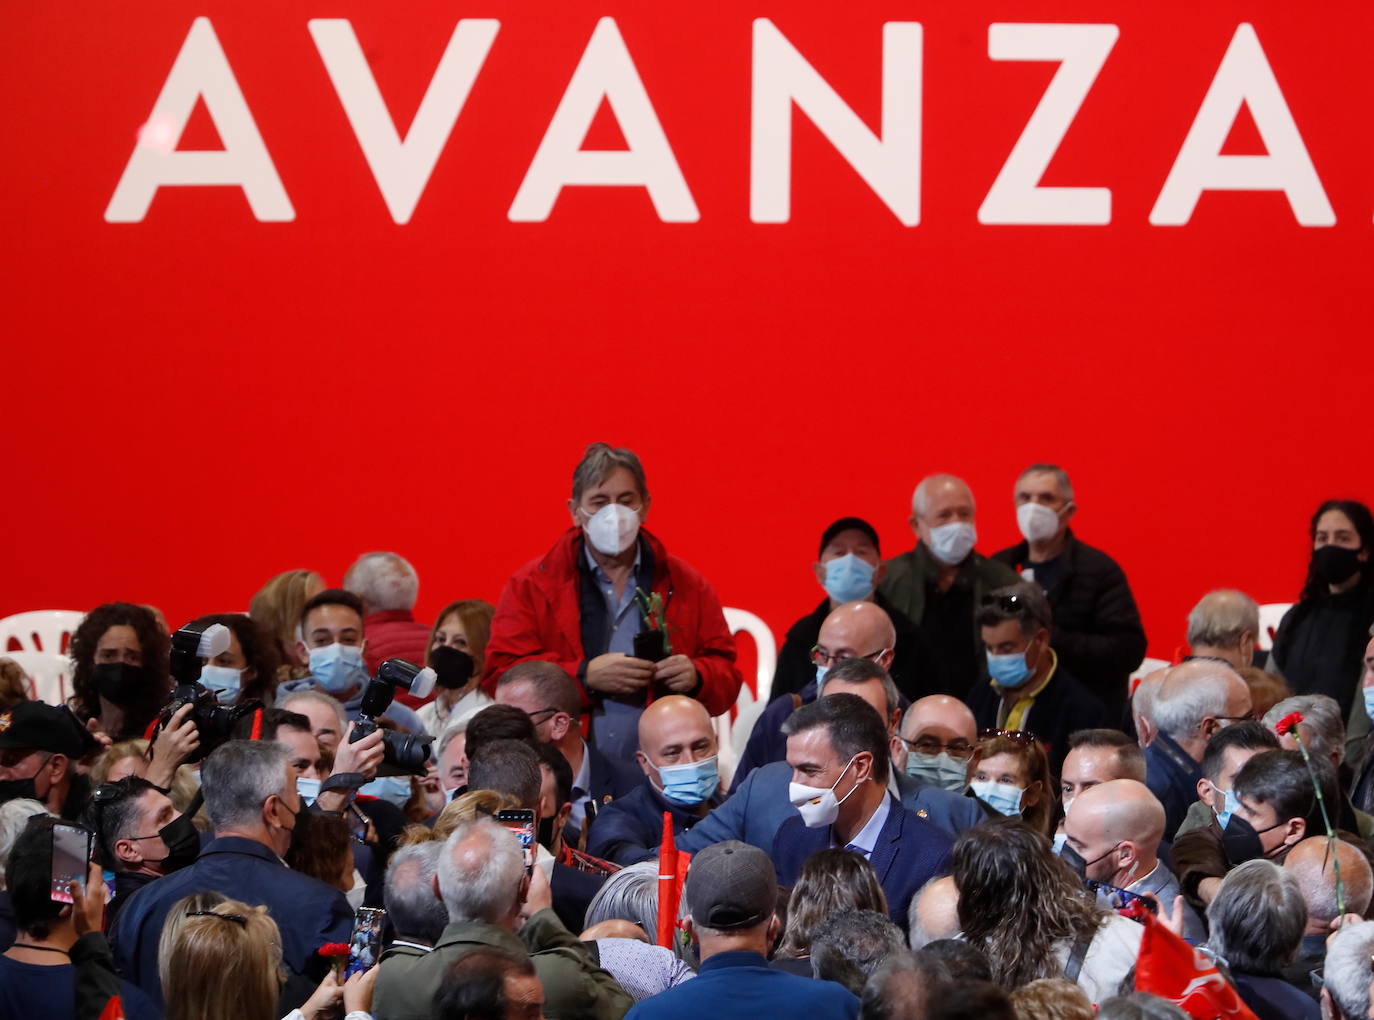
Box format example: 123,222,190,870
283,698,344,754
638,706,717,772
568,467,648,528
277,726,326,781
913,480,975,544
439,732,468,792
1014,472,1071,514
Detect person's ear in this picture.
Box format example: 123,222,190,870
550,713,572,742
639,494,651,520
766,913,781,945
47,753,69,784
854,751,875,785
684,916,698,946
113,838,143,867
889,706,903,735
568,499,583,529
1061,501,1077,525
432,874,443,901
873,562,887,587
518,872,531,906
241,666,258,689
1022,780,1044,809
1118,840,1139,868
1288,818,1307,845
877,648,895,671
907,514,921,537
556,801,573,829
1197,778,1217,807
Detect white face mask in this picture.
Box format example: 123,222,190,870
582,503,641,556
296,777,321,807
1017,502,1062,544
788,755,860,828
926,521,976,565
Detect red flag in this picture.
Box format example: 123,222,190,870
98,996,126,1020
1132,906,1259,1020
656,812,690,949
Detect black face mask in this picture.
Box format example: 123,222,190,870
93,662,148,706
1058,841,1118,882
430,646,475,691
537,815,557,851
0,776,38,806
1312,545,1363,586
149,813,201,873
1222,812,1287,867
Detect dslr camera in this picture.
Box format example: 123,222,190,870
349,658,435,776
160,619,262,763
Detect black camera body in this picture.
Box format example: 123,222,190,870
162,620,261,764
349,658,436,776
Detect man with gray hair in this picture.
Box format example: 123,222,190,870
482,442,741,761
810,909,906,995
1319,919,1374,1020
1282,837,1374,997
373,817,631,1020
880,473,1019,699
382,842,449,960
992,463,1147,724
111,740,353,1008
1144,660,1252,840
1185,590,1261,672
344,551,432,681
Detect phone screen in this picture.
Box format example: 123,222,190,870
51,823,92,904
346,906,385,977
496,809,536,873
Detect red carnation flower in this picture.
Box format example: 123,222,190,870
318,942,350,959
1276,712,1304,736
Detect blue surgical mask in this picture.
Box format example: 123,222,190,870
987,650,1032,689
359,776,412,810
904,751,968,793
1363,686,1374,723
656,755,720,806
296,777,321,807
823,554,876,604
309,642,368,695
199,665,242,706
815,663,828,687
970,779,1024,817
1215,787,1241,831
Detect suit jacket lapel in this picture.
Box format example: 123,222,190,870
867,797,902,883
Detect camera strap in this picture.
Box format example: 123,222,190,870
321,772,366,794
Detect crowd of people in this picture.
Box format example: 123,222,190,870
1,442,1373,1020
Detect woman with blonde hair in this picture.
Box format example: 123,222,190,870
90,739,150,786
249,569,325,683
417,599,495,737
158,893,376,1020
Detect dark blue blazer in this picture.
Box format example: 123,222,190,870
111,835,353,1007
678,761,984,856
586,781,721,865
625,950,858,1020
730,685,817,792
1144,732,1204,841
567,744,644,847
771,793,953,931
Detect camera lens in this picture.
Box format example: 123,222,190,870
381,731,432,775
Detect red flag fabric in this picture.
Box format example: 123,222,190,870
1133,906,1259,1020
98,996,126,1020
656,812,678,948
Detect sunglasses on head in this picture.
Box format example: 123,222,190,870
978,728,1039,747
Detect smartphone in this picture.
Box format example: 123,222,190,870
496,809,536,874
346,906,385,977
51,823,93,904
1087,879,1159,918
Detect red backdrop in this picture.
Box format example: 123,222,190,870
4,2,1372,665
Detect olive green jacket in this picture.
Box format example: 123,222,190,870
372,908,630,1020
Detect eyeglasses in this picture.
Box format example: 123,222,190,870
810,646,891,669
525,707,560,724
186,910,247,926
902,737,976,761
980,593,1028,613
979,728,1040,747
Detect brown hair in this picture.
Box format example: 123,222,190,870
0,658,28,709
426,600,496,675
776,848,887,958
285,810,353,892
399,789,521,847
1238,666,1292,721
159,895,282,1020
1009,978,1095,1020
979,735,1055,838
248,569,324,670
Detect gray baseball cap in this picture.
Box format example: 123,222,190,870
685,840,776,931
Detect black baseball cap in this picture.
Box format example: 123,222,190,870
0,702,100,758
819,517,881,557
685,840,777,931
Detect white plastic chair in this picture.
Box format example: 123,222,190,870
0,610,85,655
1257,603,1292,652
1,651,74,706
1130,656,1172,683
715,607,779,787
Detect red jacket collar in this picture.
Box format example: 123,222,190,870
533,527,671,595
364,609,416,625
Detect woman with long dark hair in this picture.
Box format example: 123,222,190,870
1271,499,1374,718
68,602,171,740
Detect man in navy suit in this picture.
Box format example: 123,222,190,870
771,693,953,933
112,740,353,1009
494,660,640,846
680,660,983,855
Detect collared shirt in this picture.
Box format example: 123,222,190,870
570,739,594,830
834,793,890,859
997,648,1060,731
584,543,644,655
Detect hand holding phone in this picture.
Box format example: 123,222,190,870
50,823,93,904
496,809,536,875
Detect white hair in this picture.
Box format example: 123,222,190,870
1151,668,1233,740
201,741,291,831
1263,694,1346,765
437,720,469,758
1324,920,1374,1019
1206,860,1306,973
281,689,347,733
1186,590,1260,649
343,552,419,612
0,799,50,891
911,474,974,518
384,842,449,942
436,817,524,924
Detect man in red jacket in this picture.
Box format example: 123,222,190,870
482,442,742,760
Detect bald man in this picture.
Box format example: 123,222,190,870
896,696,979,793
733,601,899,789
1283,837,1374,994
585,696,721,865
1063,780,1205,941
908,875,961,950
880,473,1019,699
1185,590,1261,673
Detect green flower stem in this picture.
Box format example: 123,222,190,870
1291,728,1345,917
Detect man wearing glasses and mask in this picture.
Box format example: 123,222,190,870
965,582,1104,778
482,442,741,761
